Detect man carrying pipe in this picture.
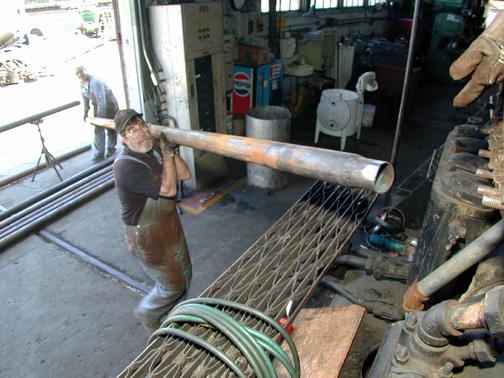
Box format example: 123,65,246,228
113,109,192,333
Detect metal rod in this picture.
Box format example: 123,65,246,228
90,118,395,193
0,157,114,221
0,172,114,237
0,166,113,230
0,145,91,188
417,221,504,297
0,101,80,134
38,230,149,294
0,177,114,250
389,0,422,167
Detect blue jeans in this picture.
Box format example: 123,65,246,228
94,126,117,156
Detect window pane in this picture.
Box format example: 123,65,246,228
315,0,338,9
261,0,300,12
343,0,363,7
290,0,300,10
261,0,269,12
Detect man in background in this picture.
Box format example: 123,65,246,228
75,65,118,161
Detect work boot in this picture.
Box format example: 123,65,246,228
133,306,161,334
133,284,179,334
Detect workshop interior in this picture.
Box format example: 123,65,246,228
1,0,504,377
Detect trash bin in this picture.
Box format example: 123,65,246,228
362,104,376,128
246,106,291,190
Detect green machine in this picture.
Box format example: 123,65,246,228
427,12,465,84
423,0,468,84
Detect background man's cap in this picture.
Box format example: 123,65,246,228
75,65,86,75
114,109,142,134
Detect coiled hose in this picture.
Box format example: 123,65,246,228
149,297,300,378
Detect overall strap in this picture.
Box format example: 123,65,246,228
114,153,152,171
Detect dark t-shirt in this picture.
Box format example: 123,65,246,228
113,146,165,226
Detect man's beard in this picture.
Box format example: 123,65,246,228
129,137,154,153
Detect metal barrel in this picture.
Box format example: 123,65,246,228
90,117,395,193
246,106,291,190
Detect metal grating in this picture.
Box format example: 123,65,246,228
119,181,376,377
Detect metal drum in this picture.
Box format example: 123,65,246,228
246,106,291,190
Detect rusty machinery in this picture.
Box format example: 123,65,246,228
369,89,504,377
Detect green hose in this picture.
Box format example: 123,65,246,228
150,298,300,378
150,326,247,378
172,297,301,375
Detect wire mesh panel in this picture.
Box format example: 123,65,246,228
119,181,376,377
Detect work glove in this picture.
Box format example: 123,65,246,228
159,132,178,156
450,11,504,107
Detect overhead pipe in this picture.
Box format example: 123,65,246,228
90,118,395,193
0,172,114,239
0,101,80,134
0,156,115,221
0,166,113,229
0,177,114,250
403,220,504,311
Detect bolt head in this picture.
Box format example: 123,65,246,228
404,313,418,331
483,286,504,337
394,346,409,364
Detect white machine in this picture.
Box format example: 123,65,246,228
150,3,227,190
314,72,378,150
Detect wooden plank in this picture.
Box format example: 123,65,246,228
278,305,366,378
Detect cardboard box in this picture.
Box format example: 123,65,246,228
238,45,271,65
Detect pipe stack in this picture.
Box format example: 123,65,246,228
0,158,115,250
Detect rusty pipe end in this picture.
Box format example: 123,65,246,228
403,281,429,312
374,162,395,194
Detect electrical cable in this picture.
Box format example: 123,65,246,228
150,298,300,378
363,206,409,251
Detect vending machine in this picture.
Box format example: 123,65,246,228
232,60,283,114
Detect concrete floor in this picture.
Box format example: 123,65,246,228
0,81,487,377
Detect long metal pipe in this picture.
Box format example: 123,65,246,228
0,157,114,221
0,172,114,239
0,174,114,239
0,166,113,229
0,101,80,134
91,118,395,193
389,0,421,167
0,177,114,250
418,220,504,295
0,145,91,188
403,220,504,311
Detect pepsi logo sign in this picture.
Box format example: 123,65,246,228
234,72,252,97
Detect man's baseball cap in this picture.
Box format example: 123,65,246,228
114,109,143,134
